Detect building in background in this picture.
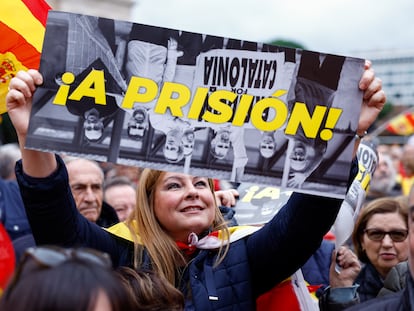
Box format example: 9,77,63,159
359,49,414,107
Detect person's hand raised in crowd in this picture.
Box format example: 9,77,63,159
215,189,239,207
7,69,56,177
6,69,43,140
357,60,386,136
329,246,361,288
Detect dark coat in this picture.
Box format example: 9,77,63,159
346,272,414,311
377,261,408,297
355,262,384,302
96,201,119,228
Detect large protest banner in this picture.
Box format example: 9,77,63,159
26,11,365,198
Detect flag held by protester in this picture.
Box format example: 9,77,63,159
0,0,51,114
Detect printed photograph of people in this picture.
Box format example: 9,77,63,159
280,50,364,194
25,11,366,198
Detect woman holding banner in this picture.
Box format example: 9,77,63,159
6,62,384,310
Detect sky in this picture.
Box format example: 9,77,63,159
132,0,414,57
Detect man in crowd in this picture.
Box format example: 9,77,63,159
65,157,119,227
365,150,401,203
103,176,136,222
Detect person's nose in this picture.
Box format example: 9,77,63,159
82,186,97,202
381,234,394,247
185,183,199,199
377,164,387,174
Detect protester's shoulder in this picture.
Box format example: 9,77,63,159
97,202,119,228
106,221,141,245
378,261,408,297
107,222,131,239
345,291,403,311
0,179,22,198
0,177,13,188
393,261,409,276
319,239,335,254
12,233,36,262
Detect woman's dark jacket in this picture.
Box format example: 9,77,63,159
355,261,385,302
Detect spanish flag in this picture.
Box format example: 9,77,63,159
385,112,414,136
0,0,51,114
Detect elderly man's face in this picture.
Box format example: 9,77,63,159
66,159,104,223
369,152,396,194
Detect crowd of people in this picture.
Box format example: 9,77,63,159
8,56,414,311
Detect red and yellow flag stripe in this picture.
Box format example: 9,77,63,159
0,0,51,114
386,112,414,136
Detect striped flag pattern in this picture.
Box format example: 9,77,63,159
0,0,51,114
385,112,414,135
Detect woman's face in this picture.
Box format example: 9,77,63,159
153,172,216,242
361,212,409,278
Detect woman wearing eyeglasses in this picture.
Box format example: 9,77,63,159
321,196,409,309
351,197,409,301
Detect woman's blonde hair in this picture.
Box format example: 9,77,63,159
126,168,230,285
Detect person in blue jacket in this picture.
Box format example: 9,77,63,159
6,64,384,310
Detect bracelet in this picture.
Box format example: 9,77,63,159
355,131,368,140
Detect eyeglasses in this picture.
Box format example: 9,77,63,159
5,246,112,297
364,228,408,242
